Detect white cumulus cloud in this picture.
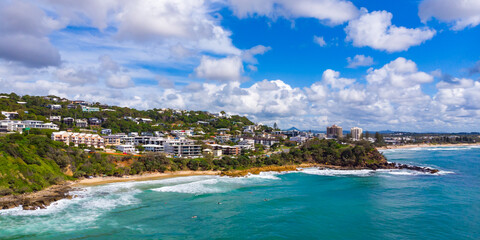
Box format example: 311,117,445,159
346,55,374,68
106,74,134,89
0,1,63,67
313,36,327,47
194,56,244,82
345,10,436,52
226,0,359,25
419,0,480,30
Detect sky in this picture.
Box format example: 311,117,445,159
0,0,480,132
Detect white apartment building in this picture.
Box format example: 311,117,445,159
164,138,201,157
143,144,164,152
0,120,59,132
351,127,363,141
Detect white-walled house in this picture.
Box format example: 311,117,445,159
1,111,18,120
117,145,136,153
49,116,62,122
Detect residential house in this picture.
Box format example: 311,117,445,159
290,136,308,144
135,118,153,123
214,135,231,143
0,120,25,132
100,129,112,135
254,138,280,147
23,120,59,130
171,129,194,137
63,117,74,125
117,145,136,153
217,128,230,135
71,100,86,105
47,104,62,110
243,125,256,134
49,116,62,122
1,111,18,120
82,106,100,112
88,117,102,126
75,119,88,128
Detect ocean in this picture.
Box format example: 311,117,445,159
1,146,479,239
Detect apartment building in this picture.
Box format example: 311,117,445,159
51,131,105,148
350,127,363,141
164,139,201,157
327,125,343,138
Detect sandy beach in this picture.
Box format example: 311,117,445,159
376,143,480,150
73,170,221,187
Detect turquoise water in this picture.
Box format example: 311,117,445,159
1,146,479,239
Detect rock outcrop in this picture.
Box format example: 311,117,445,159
0,183,74,210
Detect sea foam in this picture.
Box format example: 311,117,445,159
151,172,283,195
380,145,480,153
299,168,375,177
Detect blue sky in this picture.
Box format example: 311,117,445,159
0,0,479,132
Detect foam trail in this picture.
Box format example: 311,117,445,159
153,178,223,194
381,145,480,153
299,168,374,177
376,169,455,176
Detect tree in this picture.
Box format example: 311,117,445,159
364,131,370,139
273,122,278,130
374,132,385,146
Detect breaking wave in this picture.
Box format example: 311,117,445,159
380,145,480,153
151,172,282,195
298,168,375,177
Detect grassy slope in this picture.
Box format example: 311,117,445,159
0,134,69,196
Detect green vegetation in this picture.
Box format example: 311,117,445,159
0,133,386,197
0,133,70,196
0,132,128,196
127,139,386,174
0,93,253,136
0,92,388,197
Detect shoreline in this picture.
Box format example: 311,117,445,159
0,164,362,210
72,170,221,187
376,143,480,150
0,162,439,210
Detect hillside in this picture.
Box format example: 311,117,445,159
0,93,253,135
0,92,405,205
